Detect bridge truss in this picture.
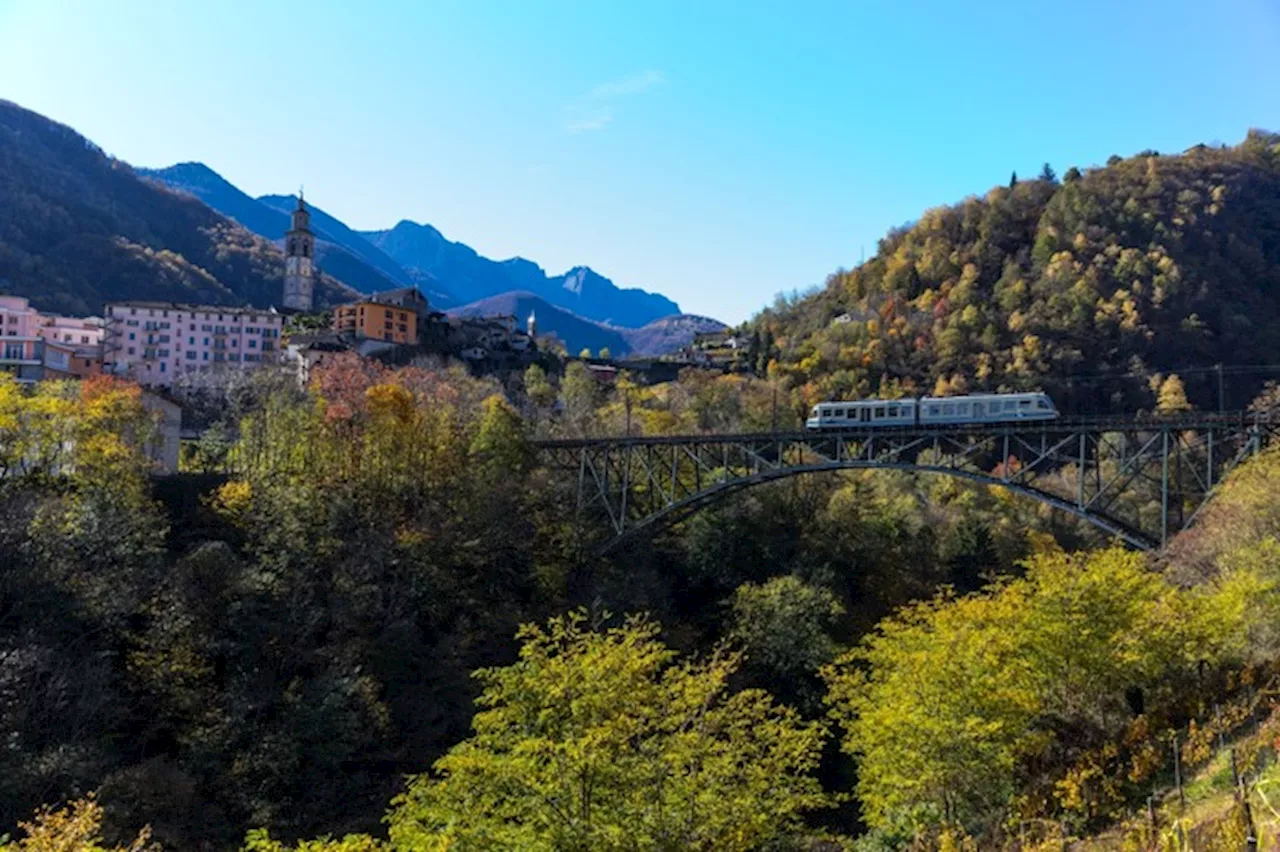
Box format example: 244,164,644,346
535,414,1280,551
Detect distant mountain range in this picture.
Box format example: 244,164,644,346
142,164,684,330
445,292,725,358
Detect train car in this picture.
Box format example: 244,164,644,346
805,392,1058,430
918,392,1058,425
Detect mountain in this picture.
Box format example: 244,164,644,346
362,220,680,327
139,164,436,302
144,163,686,329
621,314,728,356
0,101,355,316
747,132,1280,413
448,291,632,356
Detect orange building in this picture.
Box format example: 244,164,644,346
333,301,418,344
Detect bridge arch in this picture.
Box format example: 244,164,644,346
604,461,1155,553
535,416,1275,554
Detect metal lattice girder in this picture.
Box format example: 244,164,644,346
539,414,1280,552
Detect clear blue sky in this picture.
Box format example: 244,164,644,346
2,0,1277,323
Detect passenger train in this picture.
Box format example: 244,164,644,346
805,392,1059,430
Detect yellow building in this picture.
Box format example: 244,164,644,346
333,300,418,344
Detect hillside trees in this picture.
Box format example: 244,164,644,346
825,547,1248,839
751,131,1280,412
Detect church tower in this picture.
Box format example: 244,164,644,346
282,192,316,312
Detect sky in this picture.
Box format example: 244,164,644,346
1,0,1278,324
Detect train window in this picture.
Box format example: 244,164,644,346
874,406,885,418
1037,399,1050,409
928,405,940,416
943,403,956,415
1019,399,1031,407
1005,400,1017,411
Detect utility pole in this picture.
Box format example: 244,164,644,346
1216,363,1225,413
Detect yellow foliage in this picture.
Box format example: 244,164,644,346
0,796,156,852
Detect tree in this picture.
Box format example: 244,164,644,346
0,797,156,851
598,346,612,360
578,347,592,359
824,548,1229,838
1009,171,1018,188
522,363,556,411
468,394,532,481
387,611,830,851
1039,162,1057,183
727,575,844,710
1063,166,1082,183
1157,373,1191,413
559,361,600,436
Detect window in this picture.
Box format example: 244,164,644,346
249,340,257,349
1019,399,1031,408
190,324,196,331
4,342,23,360
202,352,208,361
186,351,196,360
1037,399,1050,410
943,403,956,416
81,335,89,344
189,337,195,345
128,347,135,355
160,362,167,373
129,332,136,341
874,406,886,418
1005,400,1018,411
158,349,170,357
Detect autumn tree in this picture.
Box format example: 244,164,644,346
387,611,831,851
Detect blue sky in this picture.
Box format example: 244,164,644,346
1,0,1277,323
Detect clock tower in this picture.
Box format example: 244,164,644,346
282,192,316,312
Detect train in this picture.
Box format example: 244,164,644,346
805,392,1059,430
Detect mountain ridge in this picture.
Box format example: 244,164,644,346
143,162,686,329
0,100,356,316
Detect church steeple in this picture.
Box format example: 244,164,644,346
282,190,316,312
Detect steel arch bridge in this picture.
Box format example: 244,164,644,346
534,413,1280,552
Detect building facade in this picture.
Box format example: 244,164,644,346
0,296,48,384
282,194,316,313
103,301,283,389
333,299,419,344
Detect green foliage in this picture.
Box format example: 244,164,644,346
387,611,831,851
728,575,845,710
824,547,1240,838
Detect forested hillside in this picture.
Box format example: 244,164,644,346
0,101,354,315
749,131,1280,412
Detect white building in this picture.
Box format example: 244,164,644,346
103,301,283,389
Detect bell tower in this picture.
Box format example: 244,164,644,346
282,190,316,312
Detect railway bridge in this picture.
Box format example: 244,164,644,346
534,413,1280,551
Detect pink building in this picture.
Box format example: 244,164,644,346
0,296,47,384
103,301,283,389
